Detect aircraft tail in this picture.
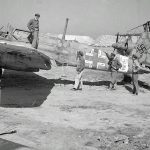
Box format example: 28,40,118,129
134,32,150,64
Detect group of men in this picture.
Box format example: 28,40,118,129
27,13,140,95
107,52,139,95
72,50,140,96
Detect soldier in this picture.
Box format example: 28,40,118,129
27,13,40,49
132,54,140,95
106,53,122,90
72,51,85,91
0,68,2,82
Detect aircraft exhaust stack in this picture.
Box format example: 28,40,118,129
62,18,69,44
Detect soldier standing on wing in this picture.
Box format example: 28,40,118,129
27,13,40,49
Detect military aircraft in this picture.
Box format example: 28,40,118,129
38,19,150,75
0,25,51,78
2,19,150,79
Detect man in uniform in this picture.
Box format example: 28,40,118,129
132,54,140,95
72,51,85,91
27,13,40,49
106,52,122,90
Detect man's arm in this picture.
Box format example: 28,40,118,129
27,19,34,31
117,59,122,69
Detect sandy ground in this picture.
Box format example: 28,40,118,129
0,65,150,150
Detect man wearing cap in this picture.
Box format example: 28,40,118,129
72,51,85,90
27,13,40,49
132,54,140,95
106,52,122,90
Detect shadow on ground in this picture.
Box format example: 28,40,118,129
53,78,150,92
0,138,29,150
0,70,54,107
1,69,150,108
124,85,133,93
47,78,126,88
124,81,150,93
139,81,150,90
50,78,111,87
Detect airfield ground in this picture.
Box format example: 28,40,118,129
0,65,150,150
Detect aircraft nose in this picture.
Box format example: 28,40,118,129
38,52,51,70
43,55,51,70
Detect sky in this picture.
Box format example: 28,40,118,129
0,0,150,38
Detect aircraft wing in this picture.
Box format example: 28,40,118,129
0,40,51,72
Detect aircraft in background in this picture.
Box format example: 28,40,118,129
37,19,150,75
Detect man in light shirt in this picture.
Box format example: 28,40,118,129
72,51,85,91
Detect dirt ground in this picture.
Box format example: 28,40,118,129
0,65,150,150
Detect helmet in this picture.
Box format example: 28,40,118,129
35,13,40,17
132,54,138,59
77,51,84,56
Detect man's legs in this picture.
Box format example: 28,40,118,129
27,32,33,44
132,73,139,95
78,77,83,90
109,71,117,89
74,71,83,90
74,74,80,89
32,31,39,49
